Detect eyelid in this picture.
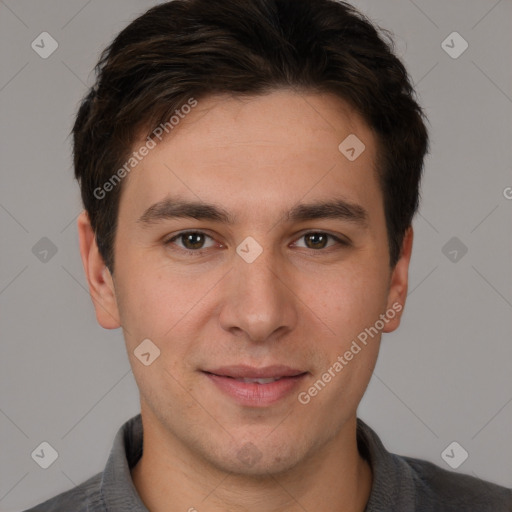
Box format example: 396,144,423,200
291,230,351,249
164,230,218,250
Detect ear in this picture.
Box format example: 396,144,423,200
382,226,413,333
77,211,121,329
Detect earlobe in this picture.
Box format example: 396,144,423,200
383,226,413,333
77,211,121,329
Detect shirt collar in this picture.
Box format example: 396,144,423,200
356,418,416,510
100,414,148,511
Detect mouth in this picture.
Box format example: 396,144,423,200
201,365,308,407
217,376,291,384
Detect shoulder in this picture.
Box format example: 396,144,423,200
22,472,104,512
356,419,511,511
402,454,512,512
23,414,144,512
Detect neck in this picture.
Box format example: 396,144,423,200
131,412,372,512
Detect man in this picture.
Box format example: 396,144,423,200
25,0,512,510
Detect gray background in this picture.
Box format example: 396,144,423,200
1,0,511,510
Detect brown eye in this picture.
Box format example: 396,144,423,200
165,231,216,252
294,232,347,250
304,232,329,249
181,232,206,250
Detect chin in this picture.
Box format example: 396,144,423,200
205,437,308,477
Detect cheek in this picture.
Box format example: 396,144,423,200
114,260,218,351
302,269,385,411
113,262,172,345
315,263,390,340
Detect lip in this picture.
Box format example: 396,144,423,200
204,365,306,379
202,365,308,407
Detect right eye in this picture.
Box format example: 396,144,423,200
164,231,218,254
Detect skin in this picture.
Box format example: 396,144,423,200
78,90,413,512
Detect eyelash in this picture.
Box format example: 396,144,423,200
163,230,350,255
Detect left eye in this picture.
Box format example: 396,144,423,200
293,232,345,250
165,231,216,251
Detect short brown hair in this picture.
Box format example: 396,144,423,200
73,0,428,272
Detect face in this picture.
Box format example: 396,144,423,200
79,90,411,476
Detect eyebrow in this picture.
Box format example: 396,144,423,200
286,199,368,226
137,197,368,228
137,198,234,225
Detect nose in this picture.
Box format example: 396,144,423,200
218,244,299,343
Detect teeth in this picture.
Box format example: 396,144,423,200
237,377,281,384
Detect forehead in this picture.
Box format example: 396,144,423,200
119,90,381,224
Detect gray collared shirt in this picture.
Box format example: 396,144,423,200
24,414,512,511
